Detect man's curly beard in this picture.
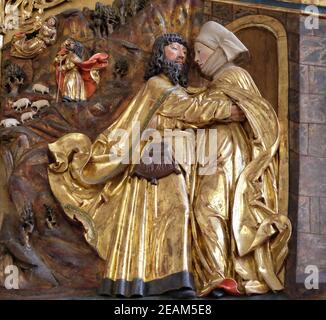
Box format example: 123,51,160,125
162,58,189,87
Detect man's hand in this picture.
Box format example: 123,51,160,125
229,104,245,122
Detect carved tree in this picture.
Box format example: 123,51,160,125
3,61,26,96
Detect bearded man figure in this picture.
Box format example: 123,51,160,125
48,33,193,298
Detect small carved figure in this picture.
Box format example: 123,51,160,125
20,203,35,248
0,118,21,127
54,38,108,102
1,0,68,33
44,204,57,230
32,83,50,94
31,99,50,112
11,15,58,59
21,110,37,123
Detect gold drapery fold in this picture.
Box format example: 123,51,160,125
48,75,196,296
184,67,291,295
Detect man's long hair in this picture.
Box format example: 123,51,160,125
144,33,189,87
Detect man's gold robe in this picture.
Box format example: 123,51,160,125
48,73,233,296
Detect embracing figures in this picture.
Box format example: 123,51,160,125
47,22,291,298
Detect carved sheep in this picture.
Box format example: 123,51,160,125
12,98,31,112
0,118,21,127
21,110,37,123
31,99,50,112
32,84,50,95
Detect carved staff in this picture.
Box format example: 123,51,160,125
56,56,62,103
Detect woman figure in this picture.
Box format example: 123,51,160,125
11,16,57,59
186,21,292,296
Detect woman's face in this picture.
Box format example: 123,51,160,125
194,42,214,70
